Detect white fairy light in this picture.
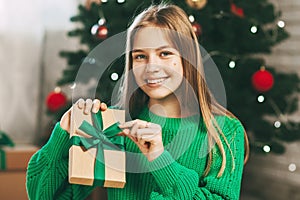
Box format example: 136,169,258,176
111,72,119,81
229,60,236,69
70,83,76,89
288,163,296,172
257,95,265,103
277,20,285,28
189,15,195,23
250,26,258,34
101,0,108,2
98,18,106,26
91,24,99,35
274,121,281,128
263,145,271,153
117,0,125,3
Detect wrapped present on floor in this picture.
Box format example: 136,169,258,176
0,131,39,199
0,145,39,170
69,106,126,188
0,131,38,170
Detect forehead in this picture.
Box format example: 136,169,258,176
132,27,172,50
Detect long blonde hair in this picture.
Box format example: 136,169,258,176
117,4,249,177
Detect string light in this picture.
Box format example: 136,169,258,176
288,163,296,172
228,60,236,69
117,0,125,3
263,145,271,153
91,24,99,35
101,0,108,2
277,20,285,28
98,18,106,26
189,15,195,23
70,83,76,89
250,26,258,33
111,72,119,81
274,121,281,128
257,95,265,103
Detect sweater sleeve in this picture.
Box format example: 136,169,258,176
26,122,96,200
147,118,245,200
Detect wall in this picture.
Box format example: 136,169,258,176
0,0,82,143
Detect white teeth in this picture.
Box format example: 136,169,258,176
147,78,166,84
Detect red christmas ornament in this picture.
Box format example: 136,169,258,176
46,89,67,112
192,22,202,36
231,3,245,18
251,67,274,92
96,25,108,39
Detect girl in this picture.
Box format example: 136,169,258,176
27,4,249,200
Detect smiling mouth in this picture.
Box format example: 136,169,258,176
146,77,168,86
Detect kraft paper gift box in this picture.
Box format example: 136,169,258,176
69,106,126,188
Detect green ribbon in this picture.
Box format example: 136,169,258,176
0,149,6,170
0,130,15,170
70,111,124,186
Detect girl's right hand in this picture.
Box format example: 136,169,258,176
59,98,108,133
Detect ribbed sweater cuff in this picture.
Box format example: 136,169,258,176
43,122,71,160
148,150,181,188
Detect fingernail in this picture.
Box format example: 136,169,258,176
122,129,129,135
92,108,98,113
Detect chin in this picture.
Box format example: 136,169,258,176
145,90,174,101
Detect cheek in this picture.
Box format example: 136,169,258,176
173,60,183,76
132,67,144,84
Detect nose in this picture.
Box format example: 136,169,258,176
146,54,160,73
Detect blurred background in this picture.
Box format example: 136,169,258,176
0,0,299,199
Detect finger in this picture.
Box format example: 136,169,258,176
76,98,85,109
92,99,101,113
141,134,156,141
119,128,130,136
100,102,107,111
119,129,138,142
119,119,148,129
130,120,149,138
84,99,93,114
136,129,156,141
137,128,157,135
118,120,137,129
129,120,140,138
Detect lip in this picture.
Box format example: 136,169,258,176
145,77,169,87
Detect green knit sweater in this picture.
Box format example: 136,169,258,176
26,107,245,200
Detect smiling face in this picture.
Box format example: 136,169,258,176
131,27,184,103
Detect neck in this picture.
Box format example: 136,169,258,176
148,94,196,118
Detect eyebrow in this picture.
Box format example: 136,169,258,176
132,45,174,53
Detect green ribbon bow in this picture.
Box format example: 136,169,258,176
0,130,15,170
0,130,15,147
70,112,124,186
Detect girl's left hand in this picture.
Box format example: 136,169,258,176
119,119,164,162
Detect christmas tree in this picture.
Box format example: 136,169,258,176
46,0,300,154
